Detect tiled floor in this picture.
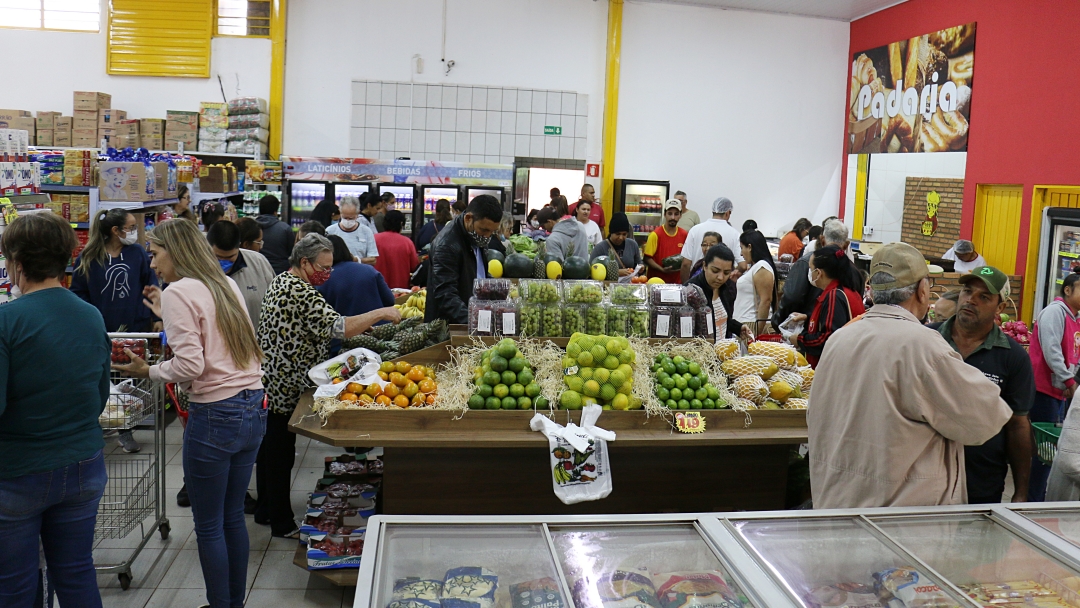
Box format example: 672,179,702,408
92,418,357,608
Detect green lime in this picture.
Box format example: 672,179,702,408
706,385,720,400
688,376,702,391
478,384,493,398
618,349,635,364
561,390,582,410
655,353,665,363
672,355,685,364
603,355,619,370
577,351,594,367
600,384,617,402
609,370,626,387
593,368,611,385
483,371,501,386
577,336,595,352
666,399,678,409
675,361,689,375
517,368,534,386
525,382,541,398
690,399,703,409
662,360,677,375
677,399,690,410
562,356,577,369
674,376,687,391
468,394,485,409
657,370,670,384
670,388,682,401
493,384,509,399
695,387,708,401
535,396,549,409
485,396,502,410
580,367,594,381
688,362,701,376
567,343,582,358
510,383,525,398
656,386,670,401
501,370,517,385
651,364,661,373
490,355,508,372
618,363,633,378
703,398,715,409
602,404,612,410
508,357,527,373
612,393,629,410
618,381,632,395
475,376,486,388
565,375,584,393
590,344,608,364
517,396,532,409
502,396,518,409
605,338,623,356
583,380,601,397
496,338,517,359
660,376,674,391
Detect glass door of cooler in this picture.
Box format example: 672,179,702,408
419,185,460,228
334,183,372,206
465,186,505,205
377,184,417,236
1036,207,1080,315
286,180,327,230
615,180,669,243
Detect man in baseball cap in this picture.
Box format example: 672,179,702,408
808,242,1013,509
643,199,687,283
932,265,1033,504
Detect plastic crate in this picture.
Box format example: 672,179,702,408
1034,422,1062,465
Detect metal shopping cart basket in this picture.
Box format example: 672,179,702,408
96,332,171,590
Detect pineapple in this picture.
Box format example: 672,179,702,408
714,339,740,362
748,341,797,368
344,333,382,351
797,366,814,393
396,329,426,355
733,375,768,405
721,356,779,380
533,240,548,279
372,322,398,341
603,257,620,281
785,398,808,410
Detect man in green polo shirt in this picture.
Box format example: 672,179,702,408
937,266,1034,503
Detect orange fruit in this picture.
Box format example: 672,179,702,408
375,395,391,406
358,394,374,405
383,382,401,398
388,372,403,386
418,378,436,394
340,392,358,402
392,373,409,387
402,381,419,398
379,361,395,373
407,367,425,382
411,393,426,406
346,382,364,395
332,377,344,384
425,393,436,405
394,361,412,374
393,395,410,408
424,367,435,379
364,383,382,398
377,371,388,381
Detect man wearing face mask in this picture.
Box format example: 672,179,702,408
327,196,379,264
808,243,1014,509
425,195,506,324
206,220,276,329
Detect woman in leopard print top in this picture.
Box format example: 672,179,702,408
254,234,399,537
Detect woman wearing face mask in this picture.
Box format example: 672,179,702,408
254,234,401,537
590,213,640,276
687,243,742,341
71,210,161,454
788,245,866,367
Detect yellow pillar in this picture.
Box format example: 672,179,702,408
851,154,869,240
600,0,623,227
268,0,287,159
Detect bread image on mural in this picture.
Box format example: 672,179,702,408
848,22,975,154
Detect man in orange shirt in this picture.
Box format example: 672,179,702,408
778,218,812,261
643,200,688,284
373,210,419,289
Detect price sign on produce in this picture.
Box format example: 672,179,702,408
674,411,705,434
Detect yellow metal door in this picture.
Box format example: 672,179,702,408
972,184,1023,273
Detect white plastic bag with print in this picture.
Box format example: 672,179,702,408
530,404,615,504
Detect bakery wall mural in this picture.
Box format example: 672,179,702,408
848,23,975,154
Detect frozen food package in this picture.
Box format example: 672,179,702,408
652,572,743,608
803,583,884,608
872,567,955,608
571,570,662,608
509,578,566,608
442,567,498,608
960,580,1059,604
393,578,443,601
388,601,440,608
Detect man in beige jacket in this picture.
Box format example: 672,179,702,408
808,242,1013,509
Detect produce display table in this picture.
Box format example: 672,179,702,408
289,391,807,516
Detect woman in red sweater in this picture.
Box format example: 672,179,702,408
374,210,419,289
790,244,866,367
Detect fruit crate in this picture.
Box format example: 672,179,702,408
1034,422,1062,465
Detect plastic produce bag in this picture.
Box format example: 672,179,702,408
778,314,804,342
530,404,615,504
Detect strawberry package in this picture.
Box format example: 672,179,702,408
110,338,147,364
306,532,365,569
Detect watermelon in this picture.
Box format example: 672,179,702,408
485,249,505,264
503,253,534,278
562,256,591,280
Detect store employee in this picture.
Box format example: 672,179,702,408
941,239,986,274
933,266,1034,503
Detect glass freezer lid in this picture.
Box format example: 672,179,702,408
374,524,564,608
1014,509,1080,549
731,516,971,607
871,513,1080,605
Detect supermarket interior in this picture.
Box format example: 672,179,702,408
5,0,1080,607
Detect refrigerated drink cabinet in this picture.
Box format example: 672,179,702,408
611,178,670,243
376,183,417,237
1035,207,1080,316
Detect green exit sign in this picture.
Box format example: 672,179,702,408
543,125,562,136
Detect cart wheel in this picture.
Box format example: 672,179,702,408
118,572,132,590
159,521,171,540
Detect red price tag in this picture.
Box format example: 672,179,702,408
674,411,705,434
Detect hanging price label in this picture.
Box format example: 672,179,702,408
674,411,705,434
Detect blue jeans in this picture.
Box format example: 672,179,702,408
0,449,106,608
1030,391,1067,502
184,389,266,608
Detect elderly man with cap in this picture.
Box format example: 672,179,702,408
680,197,744,283
930,266,1034,504
942,239,986,274
808,243,1013,509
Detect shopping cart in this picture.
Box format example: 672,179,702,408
1034,422,1063,466
96,332,171,591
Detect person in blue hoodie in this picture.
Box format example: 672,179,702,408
70,209,159,454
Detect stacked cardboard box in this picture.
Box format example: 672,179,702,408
55,117,72,146
165,110,198,151
113,119,140,149
73,92,110,147
99,160,176,202
97,109,127,147
140,119,164,150
35,112,60,146
0,110,35,143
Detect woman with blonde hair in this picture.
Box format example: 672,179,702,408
114,218,264,608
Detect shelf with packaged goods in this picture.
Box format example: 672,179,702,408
0,193,53,206
99,198,179,211
624,211,661,216
1059,251,1079,259
191,191,242,203
28,146,258,160
40,184,92,192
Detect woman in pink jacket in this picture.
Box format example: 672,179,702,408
114,219,264,608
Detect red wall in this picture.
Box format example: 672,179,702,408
839,0,1080,273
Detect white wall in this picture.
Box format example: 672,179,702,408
0,7,270,120
283,0,608,158
615,2,849,237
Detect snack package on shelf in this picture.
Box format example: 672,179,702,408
199,101,228,117
226,140,268,156
226,127,269,143
199,114,228,129
227,97,268,115
228,113,269,129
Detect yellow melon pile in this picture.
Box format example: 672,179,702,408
716,341,813,409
